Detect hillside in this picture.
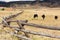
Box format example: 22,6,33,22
0,0,60,7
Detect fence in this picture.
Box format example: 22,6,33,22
0,11,60,40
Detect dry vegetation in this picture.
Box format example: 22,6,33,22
0,7,60,40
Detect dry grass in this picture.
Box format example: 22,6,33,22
0,7,60,40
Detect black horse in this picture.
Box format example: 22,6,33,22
42,14,45,20
34,14,38,18
55,16,58,20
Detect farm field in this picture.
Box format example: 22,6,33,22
0,7,60,40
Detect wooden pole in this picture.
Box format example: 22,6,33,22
5,20,60,30
19,22,60,30
11,27,60,39
4,11,23,20
17,20,30,38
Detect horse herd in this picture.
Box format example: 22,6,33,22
34,14,58,20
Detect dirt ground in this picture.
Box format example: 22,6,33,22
0,7,60,40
